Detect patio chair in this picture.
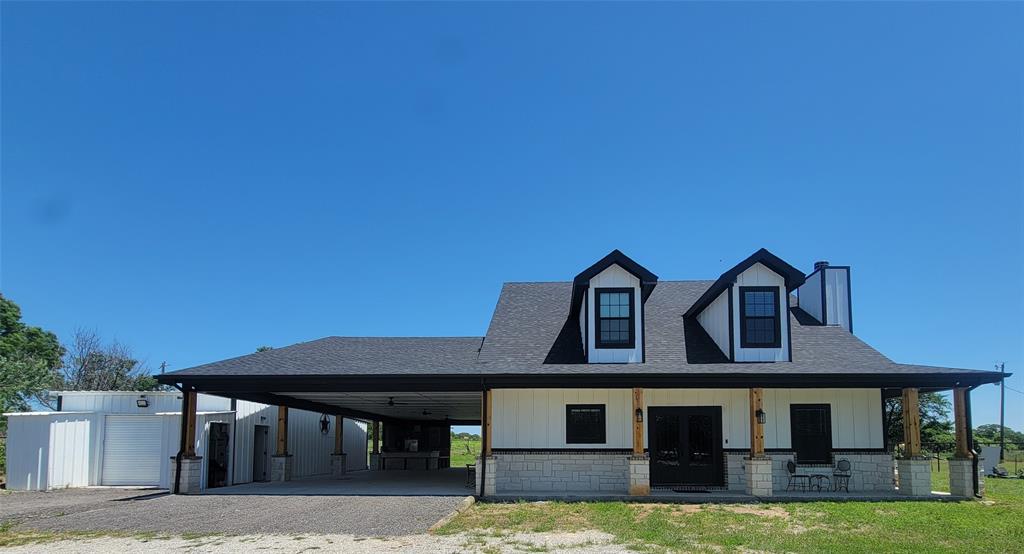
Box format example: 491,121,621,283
832,459,851,492
786,460,811,492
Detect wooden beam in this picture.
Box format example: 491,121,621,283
483,390,493,457
749,388,764,457
334,415,344,455
372,421,380,454
632,388,644,455
276,405,289,456
183,390,198,457
902,388,921,457
953,387,970,458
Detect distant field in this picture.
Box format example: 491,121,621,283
364,437,481,468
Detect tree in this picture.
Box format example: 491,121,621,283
0,294,64,414
56,329,159,398
884,392,953,453
974,424,1024,446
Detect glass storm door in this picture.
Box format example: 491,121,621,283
647,407,724,486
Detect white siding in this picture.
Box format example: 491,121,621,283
4,412,98,491
343,419,369,471
696,289,730,359
586,264,644,363
578,291,587,355
824,267,852,331
491,388,883,451
797,270,823,323
58,392,229,414
732,263,790,362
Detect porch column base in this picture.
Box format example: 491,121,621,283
948,458,978,498
169,456,202,495
628,455,650,496
476,456,496,496
271,454,293,482
745,457,773,497
369,453,381,471
331,454,348,478
896,458,931,496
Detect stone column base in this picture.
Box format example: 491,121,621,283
476,456,496,496
628,455,651,496
271,454,293,482
331,454,348,478
369,453,381,471
170,456,203,495
948,458,977,498
745,457,773,497
896,458,932,496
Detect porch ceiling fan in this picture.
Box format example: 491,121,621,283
385,397,411,407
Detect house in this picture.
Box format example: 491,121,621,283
156,249,1004,499
3,391,367,492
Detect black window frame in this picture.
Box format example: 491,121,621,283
739,286,782,348
594,287,635,349
565,404,607,444
790,404,833,465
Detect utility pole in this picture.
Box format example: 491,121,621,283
998,362,1006,462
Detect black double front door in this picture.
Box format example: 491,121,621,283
648,406,724,486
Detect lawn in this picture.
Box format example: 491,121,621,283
438,473,1024,553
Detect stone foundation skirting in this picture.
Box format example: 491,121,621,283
628,455,651,496
727,452,895,493
947,458,977,498
896,458,932,496
492,451,629,494
169,456,203,495
330,454,347,479
271,454,293,482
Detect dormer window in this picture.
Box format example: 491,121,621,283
596,288,635,348
740,287,781,348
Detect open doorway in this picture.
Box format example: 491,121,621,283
207,422,231,489
252,424,270,482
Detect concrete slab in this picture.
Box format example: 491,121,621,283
207,468,472,496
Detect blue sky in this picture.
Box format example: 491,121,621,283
2,2,1021,431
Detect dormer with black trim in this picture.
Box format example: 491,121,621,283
796,261,853,332
684,248,805,362
569,250,658,363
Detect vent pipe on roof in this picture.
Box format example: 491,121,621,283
813,261,830,272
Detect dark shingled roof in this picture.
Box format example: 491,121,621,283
162,281,1002,383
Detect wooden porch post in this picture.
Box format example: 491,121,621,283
276,405,289,456
953,388,970,458
483,389,493,457
902,388,921,457
749,388,764,457
334,415,344,455
372,421,380,454
183,390,198,456
632,388,644,455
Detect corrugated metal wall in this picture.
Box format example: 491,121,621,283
58,392,230,414
5,413,97,491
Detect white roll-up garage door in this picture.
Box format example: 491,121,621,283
101,416,164,486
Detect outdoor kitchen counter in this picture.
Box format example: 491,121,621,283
380,451,441,470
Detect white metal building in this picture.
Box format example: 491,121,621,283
4,391,367,491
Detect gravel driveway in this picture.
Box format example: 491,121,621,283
0,489,467,537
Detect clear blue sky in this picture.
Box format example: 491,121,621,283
2,3,1021,431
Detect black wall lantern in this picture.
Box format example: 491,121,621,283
635,408,644,423
755,408,766,425
319,414,330,435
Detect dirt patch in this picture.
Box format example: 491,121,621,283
720,505,790,519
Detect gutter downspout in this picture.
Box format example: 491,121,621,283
966,385,981,498
173,384,189,495
479,386,488,498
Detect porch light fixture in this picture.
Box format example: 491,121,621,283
136,396,149,408
755,409,766,425
635,408,643,423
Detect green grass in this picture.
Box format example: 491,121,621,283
438,477,1024,553
451,437,482,467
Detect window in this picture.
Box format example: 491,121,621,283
596,288,635,348
790,404,832,464
566,404,606,444
739,286,781,348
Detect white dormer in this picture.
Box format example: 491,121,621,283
686,248,806,362
570,250,658,364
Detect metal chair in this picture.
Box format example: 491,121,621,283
832,459,851,492
786,460,811,492
465,464,476,488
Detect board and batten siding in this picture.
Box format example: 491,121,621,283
797,270,823,323
731,263,790,362
823,267,852,331
586,264,643,363
491,388,883,451
695,289,730,359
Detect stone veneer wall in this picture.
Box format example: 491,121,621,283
492,451,629,494
726,452,895,492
